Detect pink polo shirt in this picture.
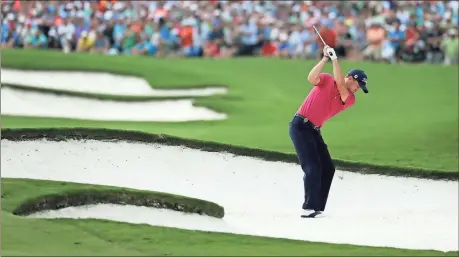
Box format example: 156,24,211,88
297,73,355,128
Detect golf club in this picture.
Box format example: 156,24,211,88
313,25,326,46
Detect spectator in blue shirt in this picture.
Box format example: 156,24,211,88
239,18,258,46
157,17,179,55
24,29,47,49
1,30,19,49
133,34,157,56
112,17,127,49
236,18,258,56
388,20,405,58
1,21,10,45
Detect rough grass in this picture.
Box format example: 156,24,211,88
2,178,457,256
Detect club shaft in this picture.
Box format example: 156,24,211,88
313,26,326,46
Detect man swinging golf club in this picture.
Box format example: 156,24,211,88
289,44,369,218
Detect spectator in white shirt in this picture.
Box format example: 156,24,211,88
58,17,75,53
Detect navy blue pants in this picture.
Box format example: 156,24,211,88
288,114,336,211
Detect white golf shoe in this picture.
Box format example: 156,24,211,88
301,209,323,218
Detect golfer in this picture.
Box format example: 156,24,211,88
289,45,368,218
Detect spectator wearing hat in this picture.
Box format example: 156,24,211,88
425,23,445,64
57,17,76,53
76,30,94,52
27,30,47,50
387,19,405,61
442,28,459,65
122,25,139,54
236,17,259,56
362,22,386,61
0,0,457,66
277,31,291,59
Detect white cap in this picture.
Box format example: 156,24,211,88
74,1,82,9
104,11,113,20
171,28,179,35
18,15,26,23
425,20,433,29
190,3,198,11
113,2,124,11
279,32,288,41
7,13,15,20
77,10,85,18
182,17,196,26
292,4,301,12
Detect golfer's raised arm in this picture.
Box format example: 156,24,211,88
307,56,329,85
331,58,349,102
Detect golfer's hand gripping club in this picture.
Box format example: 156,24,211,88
324,46,337,61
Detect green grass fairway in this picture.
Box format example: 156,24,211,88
1,49,458,256
1,49,458,173
2,178,457,256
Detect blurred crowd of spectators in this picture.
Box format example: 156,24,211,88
1,0,458,65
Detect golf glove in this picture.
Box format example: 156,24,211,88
325,47,337,60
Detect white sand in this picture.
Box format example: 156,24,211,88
28,204,241,234
1,139,458,252
1,68,228,97
0,87,227,122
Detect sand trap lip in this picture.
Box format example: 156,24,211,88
1,68,228,97
0,87,227,122
28,204,237,234
2,139,458,252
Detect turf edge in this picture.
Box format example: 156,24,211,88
1,83,225,102
1,67,229,90
1,127,457,181
7,179,225,218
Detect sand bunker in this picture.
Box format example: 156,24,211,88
1,68,228,97
28,204,238,234
2,139,457,252
0,87,227,122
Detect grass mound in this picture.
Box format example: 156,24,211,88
4,179,224,218
12,187,225,218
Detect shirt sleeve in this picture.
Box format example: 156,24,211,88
314,73,332,87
